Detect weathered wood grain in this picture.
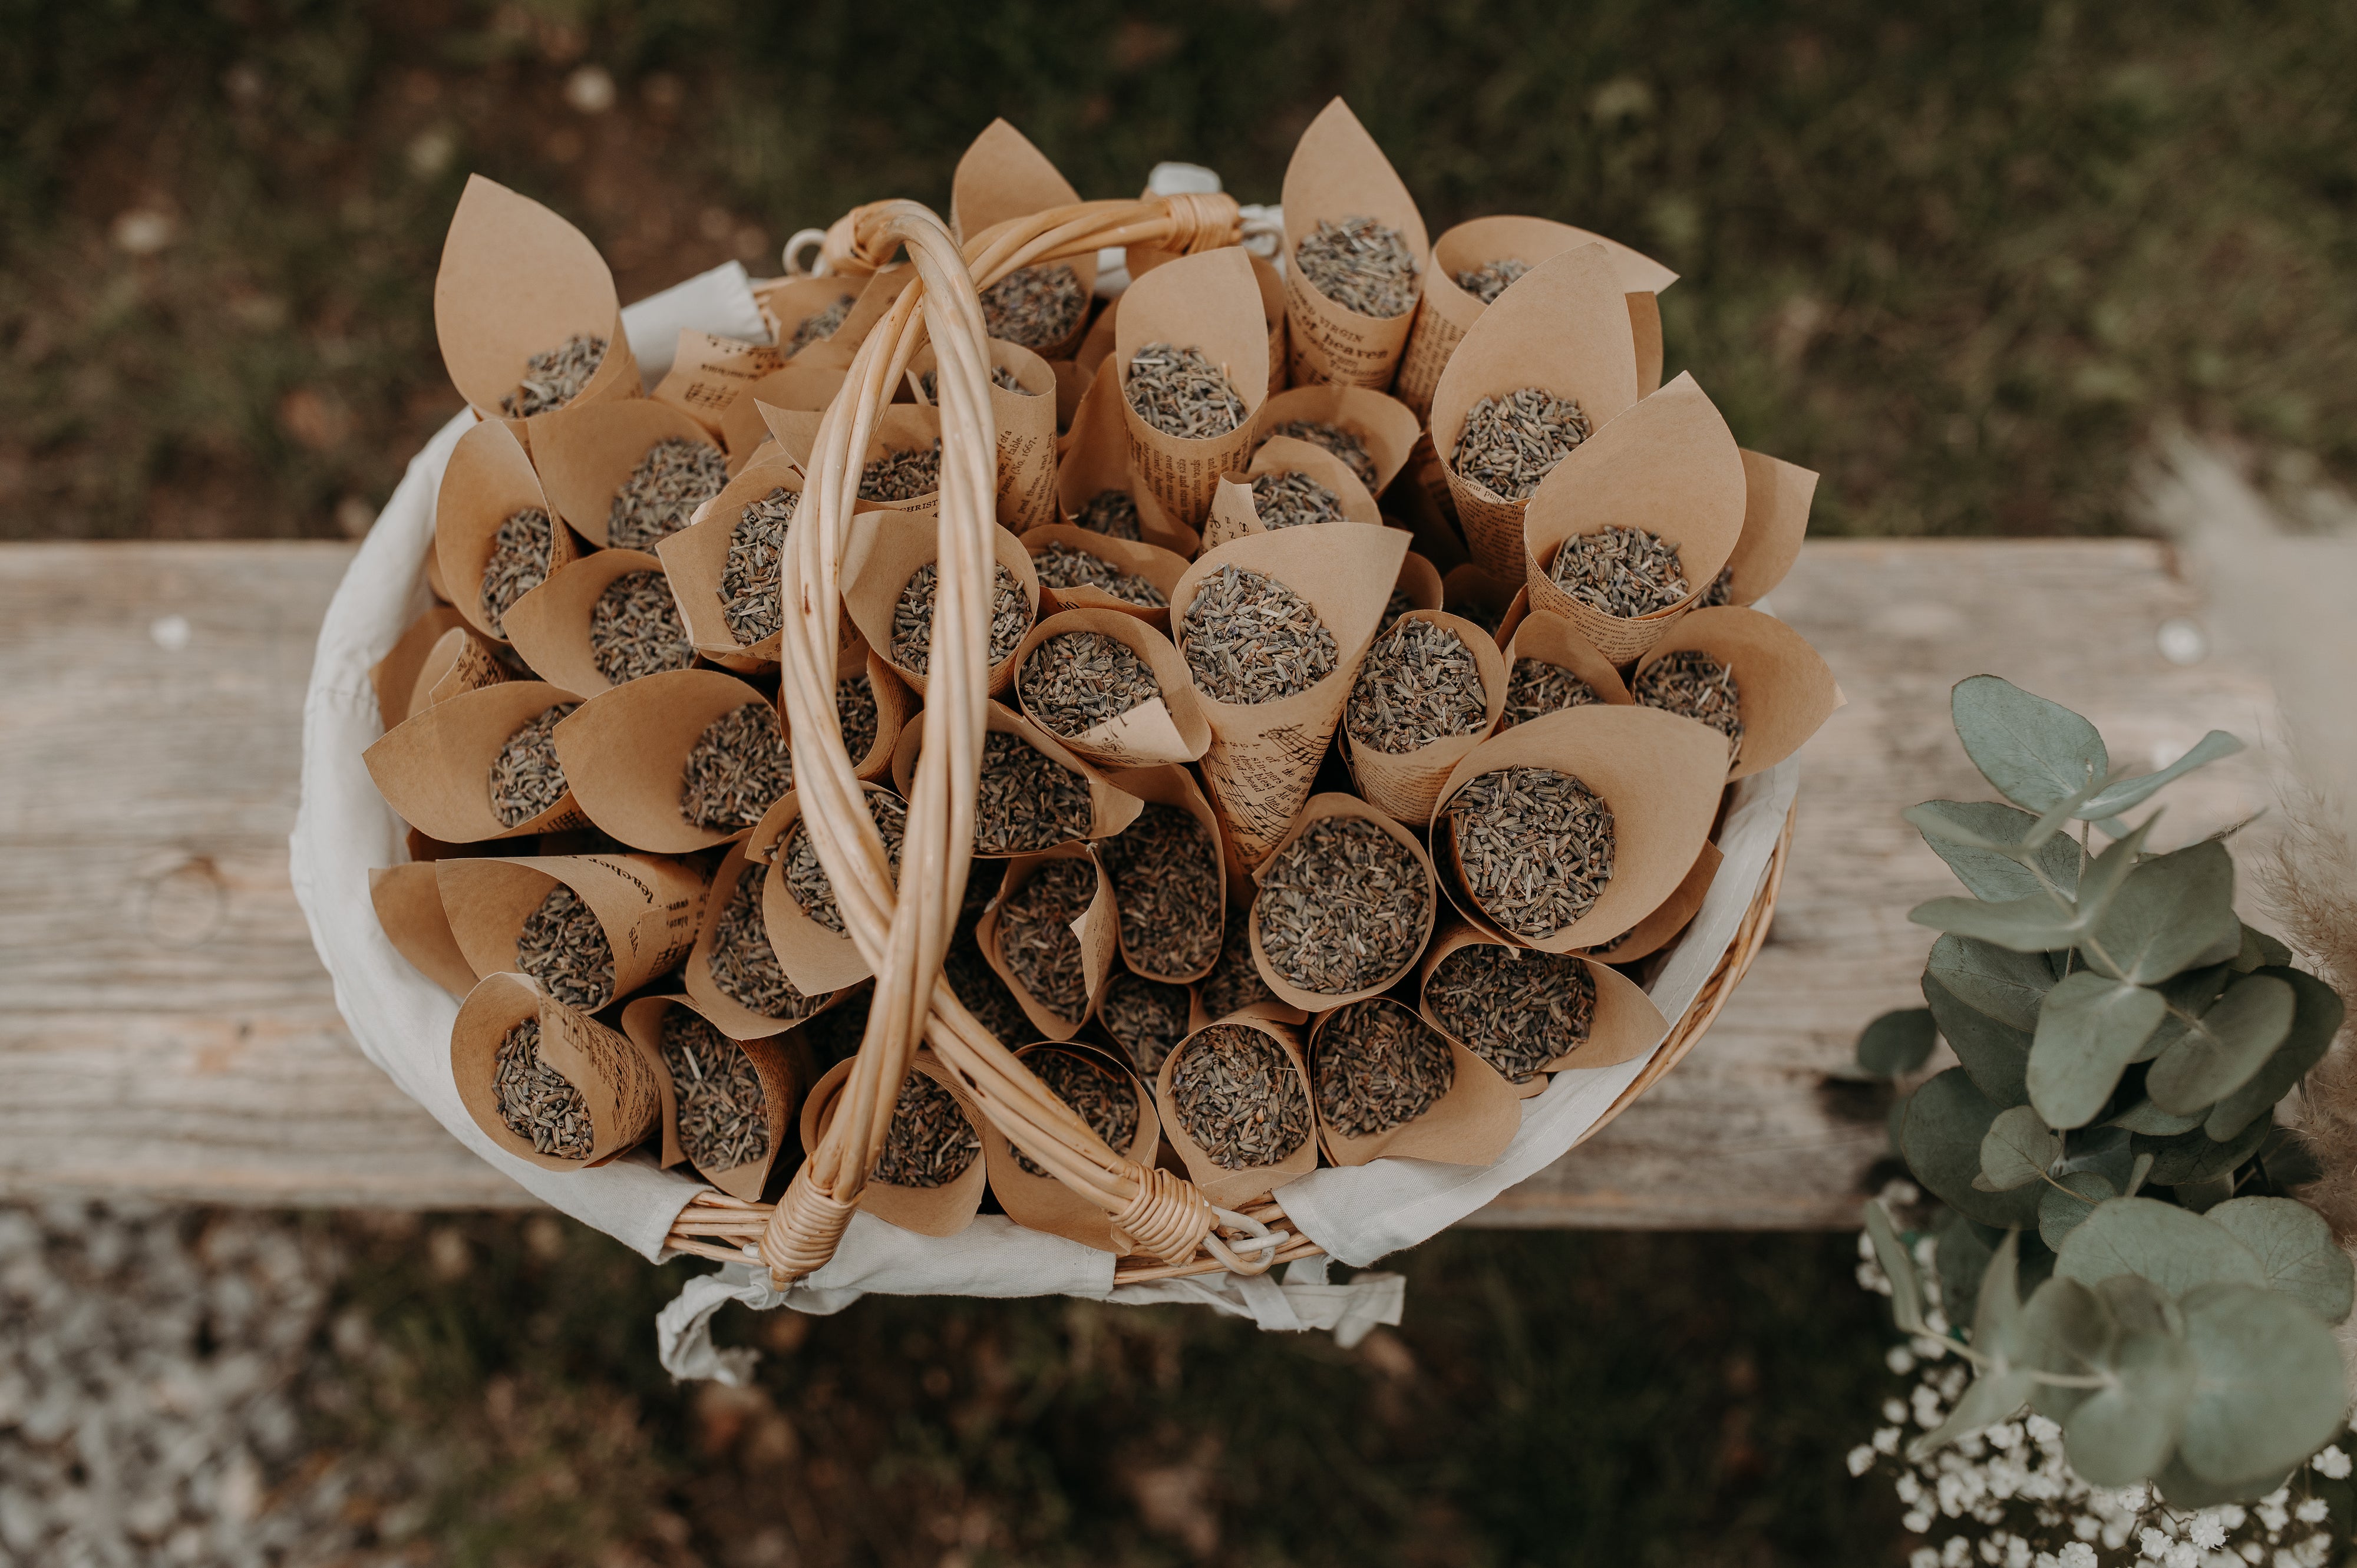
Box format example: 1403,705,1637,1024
0,540,2282,1222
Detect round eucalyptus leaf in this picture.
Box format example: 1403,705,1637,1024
2107,1097,2205,1137
2077,730,2243,821
2153,1452,2295,1510
2177,1282,2349,1484
2084,840,2243,986
2174,1174,2234,1214
2147,973,2296,1115
2231,925,2293,974
1933,1205,1996,1331
2136,1115,2270,1187
2205,969,2345,1142
2203,1197,2355,1325
1906,1366,2036,1463
1923,974,2032,1108
1857,1008,1937,1078
2018,1276,2112,1424
2038,1171,2117,1250
1911,801,2086,903
1979,1105,2059,1191
1949,675,2108,814
2064,1328,2196,1487
1902,1068,2043,1229
2054,1196,2265,1299
2028,973,2165,1129
1929,932,2060,1034
1910,893,2088,956
2092,1272,2178,1339
2134,963,2235,1065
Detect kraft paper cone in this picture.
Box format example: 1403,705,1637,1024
1396,214,1678,420
800,1054,986,1237
424,544,453,606
760,275,863,364
499,549,683,697
528,398,723,549
840,509,1038,699
1417,922,1670,1100
1252,252,1289,395
438,851,710,1003
720,364,847,461
1428,244,1643,582
1154,1014,1319,1209
1021,525,1187,630
1100,764,1229,985
1011,609,1209,770
1170,523,1409,863
1051,359,1091,436
1057,358,1202,555
1114,247,1271,527
369,863,477,997
1498,610,1635,715
372,605,467,732
1246,793,1438,1010
1582,839,1721,966
1429,705,1728,955
1308,996,1520,1166
1279,98,1430,389
758,401,944,514
1629,605,1841,780
404,827,511,865
854,649,917,784
552,668,781,853
890,701,1146,857
950,119,1098,359
1629,291,1665,400
1342,610,1509,826
1390,552,1444,626
620,995,803,1200
451,973,661,1171
1519,374,1748,662
365,682,589,844
984,1041,1160,1252
1074,293,1118,382
434,418,576,642
1200,435,1382,551
907,337,1060,530
1250,383,1422,496
752,783,905,996
977,844,1121,1043
434,176,637,421
823,266,921,365
1721,450,1818,606
407,625,511,720
1440,565,1518,645
651,329,788,440
656,451,805,662
684,838,842,1039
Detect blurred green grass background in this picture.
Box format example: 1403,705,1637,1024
4,1,2352,1561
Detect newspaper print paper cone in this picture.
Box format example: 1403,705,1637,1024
499,549,682,697
889,701,1146,858
434,418,577,643
1114,247,1270,527
1056,358,1201,555
1628,605,1840,780
1279,98,1429,389
1395,214,1676,420
1100,764,1228,985
1519,374,1747,662
1249,382,1424,496
1719,450,1818,607
552,668,783,853
434,175,637,422
656,451,805,663
684,837,839,1040
800,1054,987,1237
1020,525,1188,631
908,337,1060,531
1200,435,1382,551
1309,996,1520,1167
754,783,905,996
1154,1014,1319,1209
1170,523,1409,863
1011,608,1209,770
364,682,589,844
950,118,1098,361
840,509,1039,699
437,851,709,1002
1343,609,1508,826
621,995,803,1200
528,398,723,549
984,1041,1161,1252
451,973,661,1171
721,363,846,462
1246,793,1439,1011
651,329,788,441
1416,921,1669,1101
406,624,511,719
977,843,1121,1043
369,863,477,998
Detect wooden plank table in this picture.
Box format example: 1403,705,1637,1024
0,539,2282,1222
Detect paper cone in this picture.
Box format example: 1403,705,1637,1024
1250,382,1423,496
1417,922,1669,1100
1391,552,1444,625
1719,450,1818,606
369,863,477,997
1439,566,1519,646
1200,435,1384,550
889,701,1146,858
619,995,803,1200
1629,292,1665,400
983,1041,1160,1252
551,668,781,853
655,451,805,663
434,176,637,421
1342,610,1509,826
761,275,864,362
840,509,1039,699
1428,244,1642,582
1396,214,1677,420
1011,609,1209,770
365,682,590,844
759,401,945,514
527,398,724,550
1582,839,1721,965
650,329,789,441
719,363,847,462
1497,610,1635,721
1518,374,1748,663
433,418,577,642
853,650,917,784
800,1054,986,1237
499,549,687,697
1114,247,1271,527
951,119,1098,359
1628,605,1840,780
438,851,710,1003
1278,98,1430,389
1169,523,1409,863
1075,292,1118,382
451,973,661,1170
1252,252,1289,395
977,844,1120,1043
424,544,454,606
1428,705,1728,953
372,605,468,732
1308,996,1520,1166
1246,793,1438,1009
1154,1014,1319,1209
407,624,511,720
752,783,905,996
684,840,841,1038
908,336,1061,530
1099,764,1229,985
1056,358,1203,554
1021,524,1187,630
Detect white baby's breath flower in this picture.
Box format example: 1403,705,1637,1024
2143,1527,2173,1560
2257,1501,2289,1534
1905,1509,1935,1533
1889,1345,1918,1374
2217,1506,2246,1531
1911,1550,1941,1568
2312,1444,2351,1479
1849,1444,1877,1477
1876,1426,1903,1455
1944,1537,1973,1567
2163,1543,2197,1568
2025,1414,2061,1445
1887,1399,1911,1424
2003,1533,2032,1568
2056,1544,2097,1568
2190,1514,2229,1551
2293,1498,2326,1524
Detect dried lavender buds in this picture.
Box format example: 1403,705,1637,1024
979,263,1088,350
1019,632,1160,738
1345,617,1490,754
1500,657,1602,729
1180,565,1337,705
1259,420,1377,490
661,1009,770,1173
1125,344,1246,440
1171,1025,1310,1170
488,703,578,826
480,507,556,635
1447,767,1615,939
720,488,797,644
680,702,793,831
1295,216,1420,319
974,730,1093,855
516,884,613,1010
1699,566,1737,608
1315,1002,1454,1137
494,1018,593,1158
1425,944,1596,1082
1633,649,1743,752
501,334,606,418
1454,258,1530,305
946,925,1034,1045
783,789,907,935
609,438,728,552
1256,817,1430,995
892,561,1031,675
1099,970,1191,1078
785,296,853,356
920,365,1025,400
859,441,942,504
836,673,880,765
1452,388,1591,503
869,1074,981,1189
709,864,823,1021
1034,543,1166,608
996,857,1100,1023
1548,526,1691,619
1098,803,1222,979
1250,468,1346,530
1072,488,1143,541
587,570,694,684
1012,1048,1138,1176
